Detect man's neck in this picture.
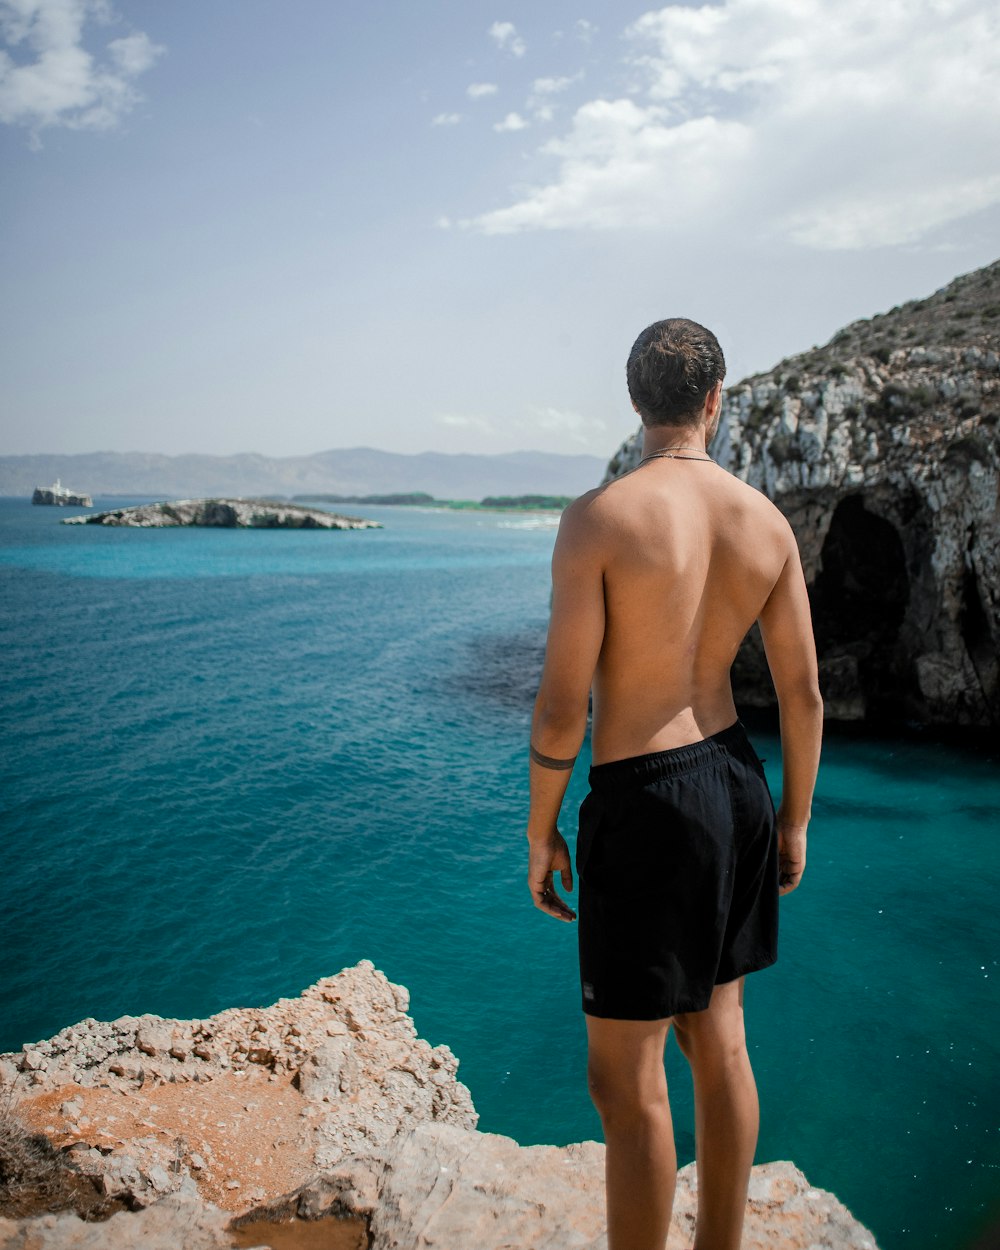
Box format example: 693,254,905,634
641,421,708,459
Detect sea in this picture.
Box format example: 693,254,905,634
0,496,997,1250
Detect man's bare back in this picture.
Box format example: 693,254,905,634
573,458,795,763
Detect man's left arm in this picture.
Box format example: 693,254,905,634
527,496,606,922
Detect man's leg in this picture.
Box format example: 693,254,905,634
586,1015,675,1250
671,978,758,1250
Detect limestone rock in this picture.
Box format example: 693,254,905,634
0,964,879,1249
134,1019,172,1057
371,1121,606,1249
0,962,477,1214
0,1188,230,1250
605,260,1000,727
61,498,381,530
367,1123,878,1250
740,1161,880,1249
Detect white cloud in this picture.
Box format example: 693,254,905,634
528,406,608,446
785,176,1000,250
431,111,461,126
488,20,526,58
527,73,581,122
0,0,163,141
532,76,573,95
435,406,607,449
435,413,495,432
106,30,156,76
574,19,596,44
467,0,1000,249
493,110,528,133
473,99,748,230
466,81,498,99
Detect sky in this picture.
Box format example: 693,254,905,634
1,0,999,459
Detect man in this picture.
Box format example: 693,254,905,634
526,318,822,1250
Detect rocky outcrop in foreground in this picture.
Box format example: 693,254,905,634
607,260,1000,727
61,499,380,529
0,963,880,1249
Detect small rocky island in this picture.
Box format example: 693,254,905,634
32,480,92,507
62,498,380,530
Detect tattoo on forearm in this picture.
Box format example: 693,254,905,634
530,744,578,771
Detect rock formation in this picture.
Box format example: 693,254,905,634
606,260,1000,728
61,498,380,530
0,963,474,1215
31,484,92,507
0,962,880,1249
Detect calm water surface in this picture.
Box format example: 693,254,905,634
1,497,997,1249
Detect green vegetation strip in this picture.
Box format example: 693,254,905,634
292,493,573,512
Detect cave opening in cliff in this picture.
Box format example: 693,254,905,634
811,494,911,715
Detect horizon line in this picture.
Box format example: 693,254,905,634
0,445,611,462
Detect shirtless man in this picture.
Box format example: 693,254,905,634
526,318,822,1250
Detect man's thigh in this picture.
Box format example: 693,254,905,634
586,1015,672,1102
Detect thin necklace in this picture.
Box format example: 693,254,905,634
638,446,714,464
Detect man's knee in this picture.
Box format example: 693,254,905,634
587,1056,632,1119
674,1019,747,1073
587,1056,668,1128
672,992,748,1072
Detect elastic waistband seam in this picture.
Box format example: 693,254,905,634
588,721,748,787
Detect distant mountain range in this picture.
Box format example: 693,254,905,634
0,447,606,502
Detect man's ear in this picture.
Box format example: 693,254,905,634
707,381,723,417
631,399,641,415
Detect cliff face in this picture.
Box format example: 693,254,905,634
606,260,1000,727
0,963,880,1250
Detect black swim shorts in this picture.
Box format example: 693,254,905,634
577,720,778,1019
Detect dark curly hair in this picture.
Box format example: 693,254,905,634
626,318,726,427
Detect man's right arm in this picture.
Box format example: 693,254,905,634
526,494,606,921
757,523,823,895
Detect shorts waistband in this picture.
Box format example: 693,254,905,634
588,721,749,789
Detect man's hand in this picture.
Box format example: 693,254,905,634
777,819,807,895
528,831,577,922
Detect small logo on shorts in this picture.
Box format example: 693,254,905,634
582,982,595,1001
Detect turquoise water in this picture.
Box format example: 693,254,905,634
1,497,997,1249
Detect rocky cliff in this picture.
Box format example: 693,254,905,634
606,260,1000,728
0,963,880,1249
61,499,380,530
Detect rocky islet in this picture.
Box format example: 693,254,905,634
61,498,381,530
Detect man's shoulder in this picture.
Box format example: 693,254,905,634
561,482,616,524
552,485,620,559
724,468,791,514
703,466,791,533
